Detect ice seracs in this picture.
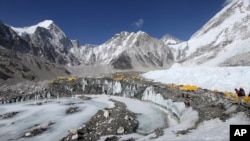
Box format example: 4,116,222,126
141,86,187,119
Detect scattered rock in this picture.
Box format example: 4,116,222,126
71,134,78,140
25,132,31,137
103,110,110,118
66,107,80,114
21,121,55,138
104,136,119,141
68,129,77,135
116,126,124,134
124,115,129,120
36,102,43,105
150,127,164,139
78,95,91,100
65,102,76,105
0,111,19,119
61,100,138,141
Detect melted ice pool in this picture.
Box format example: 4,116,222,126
0,95,171,141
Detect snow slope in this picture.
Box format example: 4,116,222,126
142,66,250,93
171,0,250,66
11,20,53,36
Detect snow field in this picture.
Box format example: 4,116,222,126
142,66,250,93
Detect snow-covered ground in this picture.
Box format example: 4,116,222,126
1,94,249,141
100,95,249,141
138,112,249,141
142,65,250,93
0,95,176,141
0,97,108,141
1,64,250,140
86,95,175,134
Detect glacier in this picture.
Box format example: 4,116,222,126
142,66,250,93
0,95,176,140
141,86,194,121
0,97,108,141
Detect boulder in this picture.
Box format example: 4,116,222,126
116,126,124,134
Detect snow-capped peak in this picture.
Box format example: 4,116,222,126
11,20,54,36
161,34,183,45
136,30,146,35
36,20,54,29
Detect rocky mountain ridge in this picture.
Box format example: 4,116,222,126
70,31,174,70
1,20,79,65
1,20,176,70
0,46,70,85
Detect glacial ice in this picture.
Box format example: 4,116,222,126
122,85,136,97
109,96,170,134
0,97,108,141
112,81,122,95
82,79,136,96
142,86,186,119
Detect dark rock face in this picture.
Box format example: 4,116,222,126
0,22,75,83
0,47,71,83
0,71,12,80
112,53,133,69
0,48,35,81
0,20,79,65
61,99,138,141
0,21,30,53
29,26,71,64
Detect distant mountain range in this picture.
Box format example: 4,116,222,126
0,0,250,82
70,31,174,69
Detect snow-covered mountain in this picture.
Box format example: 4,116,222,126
161,34,182,45
1,20,174,70
0,20,79,65
176,0,250,66
70,31,174,70
2,0,250,70
142,0,250,94
71,0,250,68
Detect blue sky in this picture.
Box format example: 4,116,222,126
0,0,229,45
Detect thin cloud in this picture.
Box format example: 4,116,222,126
134,18,144,29
223,0,233,7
